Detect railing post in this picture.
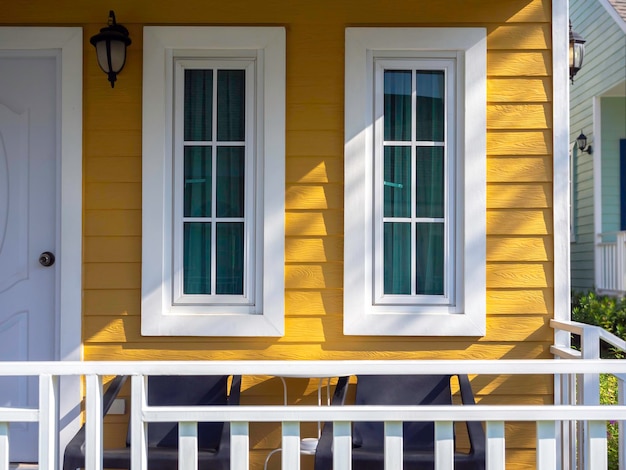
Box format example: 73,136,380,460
384,421,403,469
131,375,148,470
333,421,352,470
282,421,300,470
231,422,249,470
537,421,557,470
38,374,58,470
619,376,626,470
580,326,601,470
179,422,198,470
435,422,454,470
617,231,626,292
85,374,103,470
486,421,505,470
588,421,608,469
0,423,8,470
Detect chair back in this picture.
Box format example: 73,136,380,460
127,375,229,451
353,375,453,451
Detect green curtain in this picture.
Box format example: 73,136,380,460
383,69,445,296
182,68,246,296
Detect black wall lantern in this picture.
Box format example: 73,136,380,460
576,131,593,155
90,11,132,88
569,20,586,83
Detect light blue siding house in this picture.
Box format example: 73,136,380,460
570,0,626,294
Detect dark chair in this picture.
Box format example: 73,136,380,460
63,374,241,470
314,375,485,470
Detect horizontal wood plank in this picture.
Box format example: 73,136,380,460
487,209,552,235
84,289,140,316
285,237,343,262
487,289,552,315
487,104,551,129
487,237,553,262
488,78,551,103
286,211,343,236
488,156,552,182
86,156,141,183
487,24,550,50
487,183,551,209
488,51,551,77
286,156,343,184
488,130,552,155
84,210,141,237
84,237,141,263
487,263,552,288
286,184,343,210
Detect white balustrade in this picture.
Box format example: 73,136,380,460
597,231,626,293
0,356,625,469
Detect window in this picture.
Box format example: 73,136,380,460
344,28,486,336
142,27,285,336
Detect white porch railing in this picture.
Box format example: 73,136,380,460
597,230,626,293
1,356,626,470
552,319,626,470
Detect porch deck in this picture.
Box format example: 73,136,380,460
1,320,625,470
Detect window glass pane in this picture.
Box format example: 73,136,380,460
216,147,244,217
184,147,212,217
384,146,411,218
415,146,444,218
216,223,244,294
384,70,411,141
184,222,211,294
415,223,444,295
384,222,411,294
415,71,444,142
184,70,213,142
217,70,245,142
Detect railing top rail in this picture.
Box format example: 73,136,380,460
139,404,626,422
1,359,626,376
552,319,626,352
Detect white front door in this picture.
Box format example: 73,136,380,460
0,55,58,462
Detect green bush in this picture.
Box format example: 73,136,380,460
572,291,626,341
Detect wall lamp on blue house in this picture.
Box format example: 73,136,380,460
577,131,593,155
569,20,586,83
90,11,132,88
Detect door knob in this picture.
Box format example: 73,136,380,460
39,251,55,267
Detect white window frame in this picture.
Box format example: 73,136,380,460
142,27,285,336
344,27,486,336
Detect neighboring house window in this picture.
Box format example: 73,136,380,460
344,28,486,336
142,27,285,336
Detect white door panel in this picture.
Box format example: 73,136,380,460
0,56,57,462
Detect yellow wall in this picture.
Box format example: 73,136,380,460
5,0,554,467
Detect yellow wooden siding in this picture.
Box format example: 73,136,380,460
5,0,556,465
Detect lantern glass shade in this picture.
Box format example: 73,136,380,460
569,21,586,82
90,11,131,88
577,132,587,151
95,39,127,74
